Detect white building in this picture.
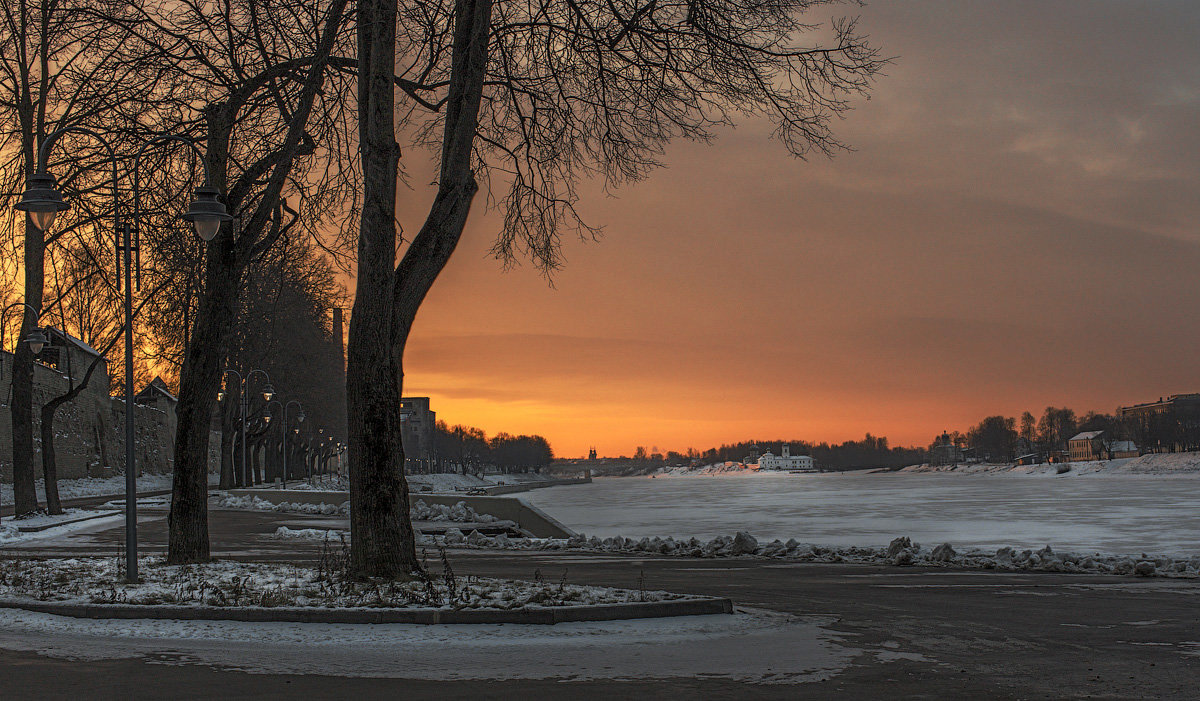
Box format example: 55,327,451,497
758,445,816,472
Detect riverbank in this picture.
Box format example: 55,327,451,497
899,451,1200,475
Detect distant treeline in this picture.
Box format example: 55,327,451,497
610,434,926,471
942,403,1200,464
433,420,554,472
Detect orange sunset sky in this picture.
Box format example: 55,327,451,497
370,1,1200,457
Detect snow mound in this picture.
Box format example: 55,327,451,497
0,557,691,610
433,531,1200,579
215,494,499,524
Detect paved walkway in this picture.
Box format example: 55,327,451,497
0,489,173,518
1,508,1197,699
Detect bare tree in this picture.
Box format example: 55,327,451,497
0,0,156,515
347,0,886,575
89,0,355,562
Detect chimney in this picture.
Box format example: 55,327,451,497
333,308,344,362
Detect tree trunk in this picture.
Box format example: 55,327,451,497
37,353,107,516
232,430,244,488
166,0,347,564
167,238,240,563
385,0,493,561
39,404,61,515
346,0,418,578
10,216,44,516
218,392,235,489
252,438,263,484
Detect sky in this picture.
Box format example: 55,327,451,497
380,1,1200,458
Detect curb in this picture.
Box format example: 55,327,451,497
0,596,733,625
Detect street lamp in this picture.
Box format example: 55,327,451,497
220,368,272,489
15,127,232,583
1,303,53,410
266,399,303,488
1,302,50,372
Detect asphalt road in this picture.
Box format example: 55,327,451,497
1,508,1197,699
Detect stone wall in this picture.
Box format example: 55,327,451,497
1,350,220,482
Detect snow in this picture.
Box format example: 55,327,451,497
486,473,558,485
0,510,123,544
214,493,504,524
0,557,694,610
656,461,761,476
1,472,219,507
519,471,1200,556
434,531,1200,579
408,473,493,492
0,607,855,683
214,493,347,516
240,472,562,494
899,452,1200,475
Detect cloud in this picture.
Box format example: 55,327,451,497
379,1,1200,455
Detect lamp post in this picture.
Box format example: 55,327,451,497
265,399,303,488
220,369,273,488
16,127,232,583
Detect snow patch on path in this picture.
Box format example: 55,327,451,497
0,608,858,683
0,510,124,544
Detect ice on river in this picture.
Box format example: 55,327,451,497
518,472,1200,557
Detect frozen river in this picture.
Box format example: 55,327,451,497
519,473,1200,556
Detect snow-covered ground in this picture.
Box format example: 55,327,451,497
0,607,853,683
433,530,1200,578
1,473,219,507
486,473,563,485
0,557,687,610
408,473,493,491
520,471,1200,557
260,472,560,493
656,461,759,476
213,493,504,525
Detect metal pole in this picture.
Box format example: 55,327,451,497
240,384,248,488
281,421,288,490
122,221,137,583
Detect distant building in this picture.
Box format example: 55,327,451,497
758,444,816,471
1068,431,1139,462
135,376,177,409
135,376,180,443
1068,431,1104,462
40,326,107,385
399,396,436,461
930,431,962,467
1119,394,1200,453
1119,393,1200,420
